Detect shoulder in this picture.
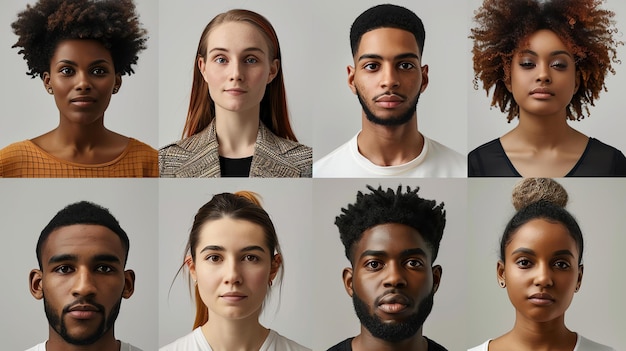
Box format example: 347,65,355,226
160,126,215,158
1,140,37,156
468,138,502,158
425,336,448,351
325,338,353,351
254,125,312,177
572,138,626,176
127,138,157,153
159,127,219,178
587,138,626,157
467,339,491,351
576,335,615,351
23,342,46,351
159,328,208,351
313,136,355,177
422,136,467,176
267,330,312,351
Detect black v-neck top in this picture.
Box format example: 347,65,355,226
219,155,253,177
468,138,626,177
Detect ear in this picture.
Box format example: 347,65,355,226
267,59,279,84
113,74,122,94
269,253,282,281
197,56,210,83
347,65,357,95
43,72,52,93
122,270,135,299
574,72,580,94
186,255,197,283
431,264,442,294
30,269,44,300
419,64,429,93
576,264,584,292
342,267,354,297
497,260,505,286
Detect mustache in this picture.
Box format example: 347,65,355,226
62,299,105,314
374,289,415,306
372,92,408,101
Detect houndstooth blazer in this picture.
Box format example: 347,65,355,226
158,120,312,178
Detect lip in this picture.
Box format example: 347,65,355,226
374,94,404,108
377,293,412,314
70,96,97,106
529,88,555,99
220,292,248,302
528,292,555,306
224,88,247,96
66,304,101,320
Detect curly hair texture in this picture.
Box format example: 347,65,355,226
471,0,621,122
12,0,148,79
335,185,446,264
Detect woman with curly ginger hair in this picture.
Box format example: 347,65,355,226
0,0,158,178
468,0,626,177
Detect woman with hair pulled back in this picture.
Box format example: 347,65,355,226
469,178,614,350
0,0,158,177
159,10,312,178
468,0,626,177
160,191,310,351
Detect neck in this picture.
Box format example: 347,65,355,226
44,327,120,351
507,312,575,350
214,106,259,158
202,313,268,351
352,326,428,351
54,116,110,150
514,110,575,148
357,113,423,166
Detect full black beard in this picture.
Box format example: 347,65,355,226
352,288,435,343
357,89,420,126
44,296,122,345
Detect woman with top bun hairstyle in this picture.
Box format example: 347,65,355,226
160,191,311,351
159,9,312,178
468,0,626,177
0,0,158,177
469,178,614,350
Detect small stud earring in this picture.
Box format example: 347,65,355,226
112,87,119,94
269,280,273,287
47,87,53,94
499,281,506,288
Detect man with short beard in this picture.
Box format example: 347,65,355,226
327,185,448,351
313,4,465,178
27,201,142,351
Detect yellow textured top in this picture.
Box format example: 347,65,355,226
0,139,158,177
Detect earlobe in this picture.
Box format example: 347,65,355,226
342,267,354,297
497,260,506,287
347,65,357,95
122,270,135,299
29,269,44,300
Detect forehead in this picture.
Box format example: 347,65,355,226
197,217,268,252
356,27,420,58
507,218,578,257
52,39,113,62
517,29,571,54
41,224,125,264
354,223,430,259
207,21,271,55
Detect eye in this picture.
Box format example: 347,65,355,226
519,60,535,69
95,265,114,273
515,258,533,268
364,260,383,271
550,60,569,70
54,265,75,274
92,67,107,75
406,259,423,269
398,62,416,70
59,67,74,75
554,260,571,270
363,62,379,71
243,254,259,262
205,254,222,263
244,57,258,64
214,56,227,64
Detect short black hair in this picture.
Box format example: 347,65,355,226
36,201,130,268
350,4,425,56
336,185,446,264
12,0,148,78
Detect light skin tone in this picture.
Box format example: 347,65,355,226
342,223,441,351
197,21,279,159
38,39,128,164
489,219,583,351
500,29,588,177
29,224,134,351
348,28,429,167
188,217,281,351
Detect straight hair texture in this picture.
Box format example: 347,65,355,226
181,191,284,329
182,9,297,142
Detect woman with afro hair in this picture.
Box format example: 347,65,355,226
0,0,158,177
468,0,626,177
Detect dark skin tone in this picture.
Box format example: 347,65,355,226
36,39,128,164
342,223,442,351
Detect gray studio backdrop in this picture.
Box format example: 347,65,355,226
158,179,314,348
467,178,626,350
467,0,626,155
312,178,469,351
0,0,158,149
0,179,158,351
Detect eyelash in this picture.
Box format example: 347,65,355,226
58,67,108,76
213,56,260,64
363,62,417,71
204,254,261,263
515,258,572,270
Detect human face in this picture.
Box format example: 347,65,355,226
190,217,280,321
30,224,134,346
43,40,121,126
348,28,428,126
343,223,441,341
507,30,579,119
198,21,279,117
498,219,583,324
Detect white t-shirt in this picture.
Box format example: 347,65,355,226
313,132,466,177
468,334,614,351
25,341,142,351
160,328,311,351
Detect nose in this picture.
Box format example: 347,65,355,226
223,258,243,285
74,70,92,91
533,263,554,288
72,268,97,297
380,63,400,90
383,262,407,288
536,63,552,84
229,60,244,82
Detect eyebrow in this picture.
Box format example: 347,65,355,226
48,253,121,265
199,245,266,254
519,49,573,58
208,47,265,55
357,53,420,62
359,247,427,260
56,59,112,66
511,247,575,258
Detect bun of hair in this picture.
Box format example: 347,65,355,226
512,178,568,211
233,191,263,206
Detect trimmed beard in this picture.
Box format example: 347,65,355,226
352,288,435,343
356,89,420,126
44,295,122,345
